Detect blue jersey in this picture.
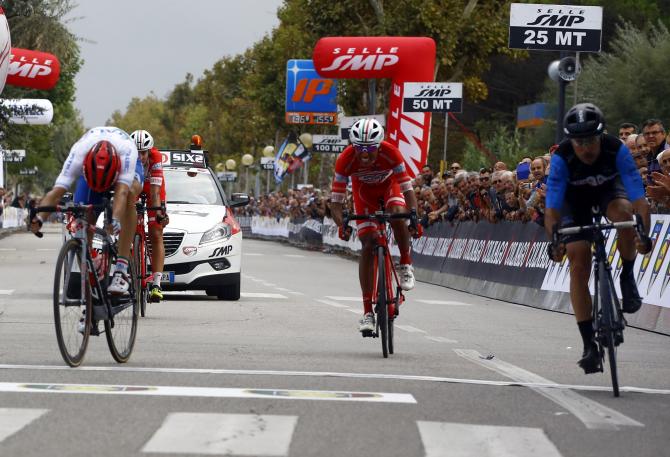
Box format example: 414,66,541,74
546,134,645,210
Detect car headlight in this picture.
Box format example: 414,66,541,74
199,222,232,245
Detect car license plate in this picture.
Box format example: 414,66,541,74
160,271,175,284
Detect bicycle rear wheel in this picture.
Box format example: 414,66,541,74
105,245,139,363
376,246,388,358
53,239,91,367
598,264,620,397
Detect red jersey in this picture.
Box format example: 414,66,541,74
144,147,164,188
330,140,412,204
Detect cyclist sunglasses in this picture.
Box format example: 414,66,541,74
571,135,600,146
354,144,379,153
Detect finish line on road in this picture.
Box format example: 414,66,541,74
0,364,668,396
0,381,416,404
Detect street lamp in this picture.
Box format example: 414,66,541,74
262,146,275,194
241,153,254,194
298,133,313,184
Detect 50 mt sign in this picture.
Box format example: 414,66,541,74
509,3,603,52
403,82,463,113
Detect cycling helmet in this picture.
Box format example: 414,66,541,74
83,141,121,192
563,103,605,138
130,129,154,151
349,118,384,147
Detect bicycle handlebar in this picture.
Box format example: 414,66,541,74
344,212,413,222
30,200,112,238
557,219,637,235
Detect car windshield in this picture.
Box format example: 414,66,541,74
164,169,224,205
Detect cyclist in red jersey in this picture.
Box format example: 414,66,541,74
130,130,169,302
330,118,421,334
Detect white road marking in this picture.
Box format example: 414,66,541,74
325,296,360,301
346,309,360,314
249,278,263,282
288,291,305,296
275,287,291,292
0,382,416,404
418,422,564,457
243,253,264,256
416,299,472,306
395,324,427,334
1,365,668,396
36,248,56,251
455,349,645,430
0,248,16,251
317,299,350,309
261,282,277,287
425,336,458,344
0,290,14,295
0,408,48,443
143,413,297,456
283,254,304,258
241,293,287,299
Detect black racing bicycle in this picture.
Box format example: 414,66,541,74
553,211,645,397
32,200,139,367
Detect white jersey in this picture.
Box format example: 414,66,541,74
54,126,138,190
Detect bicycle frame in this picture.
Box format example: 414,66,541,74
370,221,404,321
135,194,151,291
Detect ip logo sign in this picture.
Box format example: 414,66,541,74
285,59,337,125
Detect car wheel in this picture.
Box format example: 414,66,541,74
217,280,240,301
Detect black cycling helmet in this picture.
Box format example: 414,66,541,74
563,103,605,138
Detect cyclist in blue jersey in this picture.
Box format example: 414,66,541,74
545,103,652,374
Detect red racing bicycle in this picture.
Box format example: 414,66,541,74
343,210,412,358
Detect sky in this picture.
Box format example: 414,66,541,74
66,0,284,128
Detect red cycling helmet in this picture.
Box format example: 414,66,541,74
83,141,121,192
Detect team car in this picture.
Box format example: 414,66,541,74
157,149,249,300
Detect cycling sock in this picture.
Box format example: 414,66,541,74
400,249,411,265
363,294,373,314
114,257,129,275
577,319,594,350
153,272,163,287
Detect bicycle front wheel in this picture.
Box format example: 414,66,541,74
105,245,139,363
376,246,388,358
134,233,148,317
598,263,620,397
53,239,91,367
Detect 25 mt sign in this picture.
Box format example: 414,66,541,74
509,3,603,52
403,83,463,113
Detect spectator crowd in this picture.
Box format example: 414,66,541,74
235,118,670,228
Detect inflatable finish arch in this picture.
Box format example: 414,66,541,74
313,36,436,177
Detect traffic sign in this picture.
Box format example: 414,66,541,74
19,166,37,175
312,134,348,154
260,157,275,170
2,149,26,162
509,3,603,52
285,59,338,125
218,171,237,182
403,83,463,113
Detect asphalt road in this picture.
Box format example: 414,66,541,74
0,226,669,457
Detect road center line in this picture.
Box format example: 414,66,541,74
0,364,667,396
0,382,416,404
454,349,645,430
395,324,427,334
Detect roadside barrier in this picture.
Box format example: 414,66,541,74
238,215,670,335
0,207,28,229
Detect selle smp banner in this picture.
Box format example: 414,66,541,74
313,37,436,178
7,48,60,91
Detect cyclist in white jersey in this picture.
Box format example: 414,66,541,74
31,127,143,294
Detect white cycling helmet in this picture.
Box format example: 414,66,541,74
349,118,384,147
130,129,154,151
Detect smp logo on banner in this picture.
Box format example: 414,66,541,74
285,59,337,125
